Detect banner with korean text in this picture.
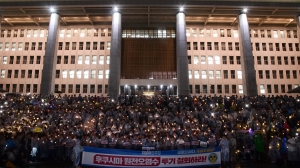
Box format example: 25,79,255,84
82,147,221,167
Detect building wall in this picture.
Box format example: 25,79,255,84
186,26,300,96
0,25,299,96
0,26,111,95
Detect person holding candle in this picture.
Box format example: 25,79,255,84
268,134,281,163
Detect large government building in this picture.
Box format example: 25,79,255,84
0,0,300,98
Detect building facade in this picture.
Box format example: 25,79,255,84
0,0,299,96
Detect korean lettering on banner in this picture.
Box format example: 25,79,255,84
93,154,160,166
161,156,207,165
161,158,175,165
177,156,207,164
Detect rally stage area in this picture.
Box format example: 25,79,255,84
82,146,221,167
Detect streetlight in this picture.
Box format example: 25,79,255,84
179,7,184,12
113,6,118,12
49,7,56,13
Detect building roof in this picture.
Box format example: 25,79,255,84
0,0,299,27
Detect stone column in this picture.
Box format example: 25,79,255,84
238,13,258,96
40,13,60,95
176,11,189,96
297,15,300,44
108,11,122,100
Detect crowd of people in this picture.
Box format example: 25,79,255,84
0,93,300,168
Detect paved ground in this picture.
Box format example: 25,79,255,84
23,161,293,168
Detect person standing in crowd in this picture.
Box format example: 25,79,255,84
229,134,236,163
1,93,300,166
154,137,162,151
191,134,199,148
163,134,171,150
296,135,300,164
73,139,83,168
108,134,117,149
254,133,264,162
279,135,288,166
30,134,39,162
287,134,297,167
183,136,191,149
65,135,75,161
219,134,230,168
24,132,32,162
268,134,281,163
142,136,152,147
38,135,48,162
122,137,132,150
176,135,185,150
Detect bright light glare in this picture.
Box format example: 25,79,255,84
49,7,55,13
179,7,184,12
114,7,118,12
242,8,248,13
